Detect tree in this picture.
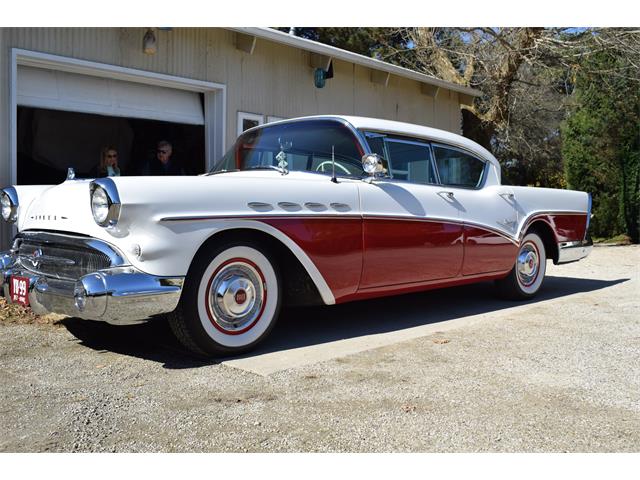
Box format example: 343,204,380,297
273,28,408,61
562,51,640,243
384,28,640,189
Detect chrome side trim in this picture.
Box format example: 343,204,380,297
557,238,593,264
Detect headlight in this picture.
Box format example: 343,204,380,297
91,186,110,225
90,180,121,227
1,188,19,223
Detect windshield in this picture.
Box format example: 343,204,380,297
211,120,365,176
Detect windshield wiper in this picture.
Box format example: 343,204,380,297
205,168,240,176
245,165,288,175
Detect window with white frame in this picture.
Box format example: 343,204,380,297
237,111,264,137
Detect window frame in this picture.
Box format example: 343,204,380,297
237,111,264,137
363,131,440,186
430,142,488,190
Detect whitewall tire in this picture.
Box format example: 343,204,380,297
495,232,547,300
168,241,281,357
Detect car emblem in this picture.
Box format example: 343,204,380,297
31,248,43,268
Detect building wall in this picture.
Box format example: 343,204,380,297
0,27,464,190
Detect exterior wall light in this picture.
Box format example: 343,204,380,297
143,28,157,55
313,61,334,89
314,68,327,88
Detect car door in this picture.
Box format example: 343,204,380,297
430,143,519,275
358,134,464,289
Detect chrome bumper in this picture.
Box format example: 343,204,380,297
0,253,183,325
557,238,593,264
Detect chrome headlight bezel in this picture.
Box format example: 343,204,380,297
1,187,19,223
90,179,121,228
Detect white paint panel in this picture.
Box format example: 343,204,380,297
17,65,204,125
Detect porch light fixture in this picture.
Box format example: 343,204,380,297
143,28,157,55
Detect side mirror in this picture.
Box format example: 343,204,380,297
361,153,387,177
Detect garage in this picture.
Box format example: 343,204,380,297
7,48,226,187
17,66,207,183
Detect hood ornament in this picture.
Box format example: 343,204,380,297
67,168,76,180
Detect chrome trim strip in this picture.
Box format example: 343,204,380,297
159,212,520,245
159,213,363,222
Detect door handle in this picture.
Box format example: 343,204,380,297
438,191,455,200
499,192,515,200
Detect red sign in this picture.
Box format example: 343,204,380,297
10,276,30,306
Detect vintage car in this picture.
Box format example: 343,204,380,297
0,115,592,356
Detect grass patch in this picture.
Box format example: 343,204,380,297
592,234,633,245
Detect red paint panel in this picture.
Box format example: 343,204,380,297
360,218,464,289
525,213,588,243
260,218,363,300
462,226,518,276
550,214,588,242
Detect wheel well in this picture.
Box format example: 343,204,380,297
189,228,324,307
526,221,558,263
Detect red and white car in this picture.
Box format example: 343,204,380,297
0,116,592,356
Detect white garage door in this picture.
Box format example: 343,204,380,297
17,65,205,125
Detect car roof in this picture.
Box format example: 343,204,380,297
260,115,500,167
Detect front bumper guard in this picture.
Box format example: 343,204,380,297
0,254,183,325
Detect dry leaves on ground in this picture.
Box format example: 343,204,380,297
0,298,63,326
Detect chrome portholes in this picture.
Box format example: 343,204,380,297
517,242,539,287
205,259,266,335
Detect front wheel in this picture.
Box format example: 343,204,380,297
495,232,546,300
168,242,282,357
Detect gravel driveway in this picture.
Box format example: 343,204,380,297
1,245,638,452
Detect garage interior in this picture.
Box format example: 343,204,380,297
16,65,207,184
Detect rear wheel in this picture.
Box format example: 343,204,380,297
495,232,546,300
168,241,281,357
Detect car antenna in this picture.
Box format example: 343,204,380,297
331,145,338,183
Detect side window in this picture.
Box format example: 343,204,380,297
364,133,436,185
385,139,436,184
433,145,485,188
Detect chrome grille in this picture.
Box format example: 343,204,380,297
18,239,113,281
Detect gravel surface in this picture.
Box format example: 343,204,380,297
0,245,638,452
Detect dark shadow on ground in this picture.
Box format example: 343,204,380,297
59,275,628,369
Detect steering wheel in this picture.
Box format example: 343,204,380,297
315,161,352,175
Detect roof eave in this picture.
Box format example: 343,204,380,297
226,27,482,98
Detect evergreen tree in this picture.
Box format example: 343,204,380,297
562,52,640,242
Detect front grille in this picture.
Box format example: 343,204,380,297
18,239,113,281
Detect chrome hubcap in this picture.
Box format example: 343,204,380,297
208,261,265,332
517,243,539,286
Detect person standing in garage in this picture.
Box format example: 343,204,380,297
143,140,187,175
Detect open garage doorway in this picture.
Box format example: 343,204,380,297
17,106,206,184
11,52,227,186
